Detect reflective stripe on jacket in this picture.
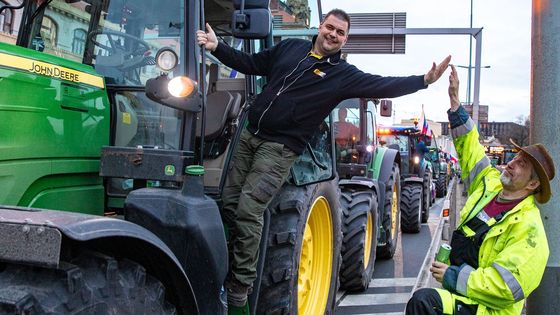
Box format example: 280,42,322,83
446,106,549,315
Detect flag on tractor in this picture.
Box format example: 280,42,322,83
419,104,431,137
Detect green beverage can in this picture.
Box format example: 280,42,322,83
436,244,452,263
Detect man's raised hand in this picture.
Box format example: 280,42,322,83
196,23,218,52
448,64,460,111
424,55,452,86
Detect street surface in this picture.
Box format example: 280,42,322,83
335,198,444,315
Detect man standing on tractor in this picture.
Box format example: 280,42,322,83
406,65,555,315
197,8,451,307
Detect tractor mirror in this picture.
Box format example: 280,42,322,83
380,99,392,117
232,8,271,39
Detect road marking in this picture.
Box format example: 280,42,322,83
338,292,410,306
370,277,416,287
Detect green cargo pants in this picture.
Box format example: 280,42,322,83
221,128,298,287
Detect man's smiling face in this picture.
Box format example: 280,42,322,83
314,15,349,56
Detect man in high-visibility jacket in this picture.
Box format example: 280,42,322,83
406,65,556,315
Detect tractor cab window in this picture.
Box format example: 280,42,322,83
333,99,361,164
19,0,185,85
0,0,13,36
93,0,185,86
19,0,89,61
379,133,409,153
333,100,360,148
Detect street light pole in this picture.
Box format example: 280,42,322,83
467,0,474,105
455,65,490,123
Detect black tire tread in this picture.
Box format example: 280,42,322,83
436,175,448,198
0,250,176,315
401,185,423,233
377,163,400,259
421,170,431,223
257,181,342,315
339,188,378,292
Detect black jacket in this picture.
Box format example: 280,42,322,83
212,37,426,154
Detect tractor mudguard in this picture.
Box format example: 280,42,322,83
339,177,379,192
403,177,423,185
0,205,200,315
376,148,400,184
340,177,382,210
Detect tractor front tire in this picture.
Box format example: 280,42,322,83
377,163,401,259
257,180,342,315
339,188,379,292
0,250,176,314
401,184,423,233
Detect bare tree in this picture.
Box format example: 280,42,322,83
513,115,530,146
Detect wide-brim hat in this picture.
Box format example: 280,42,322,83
510,139,555,203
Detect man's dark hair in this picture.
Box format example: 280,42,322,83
323,8,351,31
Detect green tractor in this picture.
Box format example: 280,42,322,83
0,0,342,314
427,138,450,198
377,125,433,233
333,98,402,292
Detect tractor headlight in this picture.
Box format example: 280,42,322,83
168,76,196,97
414,156,420,164
156,48,179,72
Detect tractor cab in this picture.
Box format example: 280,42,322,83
378,125,434,230
334,98,379,179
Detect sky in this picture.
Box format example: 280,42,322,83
316,0,532,124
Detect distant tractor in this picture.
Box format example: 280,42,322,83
427,139,450,198
378,125,432,233
333,99,402,291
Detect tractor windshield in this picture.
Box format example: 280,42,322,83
17,0,185,86
379,134,409,153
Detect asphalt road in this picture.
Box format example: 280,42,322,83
335,197,444,315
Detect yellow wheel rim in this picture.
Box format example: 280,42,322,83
390,182,398,236
364,211,373,267
298,196,333,315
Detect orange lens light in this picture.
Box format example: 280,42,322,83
168,76,195,97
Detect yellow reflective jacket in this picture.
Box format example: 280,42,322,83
449,107,549,315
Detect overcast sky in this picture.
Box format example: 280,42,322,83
316,0,531,124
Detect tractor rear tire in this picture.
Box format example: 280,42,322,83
0,250,176,314
339,188,379,292
436,175,447,198
377,163,401,259
257,180,342,315
401,184,423,233
421,170,431,223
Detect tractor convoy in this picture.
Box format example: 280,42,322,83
378,125,440,233
0,0,447,314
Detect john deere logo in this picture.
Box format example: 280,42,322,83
164,165,176,176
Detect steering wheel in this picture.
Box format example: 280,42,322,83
89,29,151,59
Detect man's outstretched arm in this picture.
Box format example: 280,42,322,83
196,23,272,75
339,56,452,99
